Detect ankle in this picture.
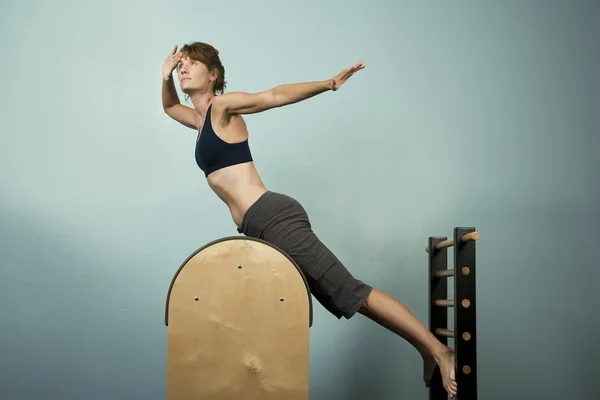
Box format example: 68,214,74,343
432,344,451,362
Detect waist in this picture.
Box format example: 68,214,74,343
206,163,268,227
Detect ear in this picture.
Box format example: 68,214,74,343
210,68,218,82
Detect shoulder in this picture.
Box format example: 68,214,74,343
210,94,232,122
210,94,245,125
211,93,229,111
211,92,244,111
211,90,277,116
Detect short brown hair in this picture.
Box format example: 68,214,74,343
179,42,226,95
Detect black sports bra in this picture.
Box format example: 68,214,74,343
195,104,253,177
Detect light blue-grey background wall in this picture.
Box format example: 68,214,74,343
1,0,598,399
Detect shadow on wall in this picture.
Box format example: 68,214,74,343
0,206,168,400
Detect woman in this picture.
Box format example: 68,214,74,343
161,42,457,398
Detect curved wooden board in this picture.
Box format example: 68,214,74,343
166,238,311,400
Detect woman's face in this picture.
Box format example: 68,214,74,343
177,56,213,93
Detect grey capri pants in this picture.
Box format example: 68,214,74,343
237,191,373,320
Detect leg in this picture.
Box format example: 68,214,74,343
237,192,456,395
358,287,457,398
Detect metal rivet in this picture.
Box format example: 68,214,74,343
194,297,199,301
238,264,243,269
280,297,285,302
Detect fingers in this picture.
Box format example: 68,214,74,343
331,60,365,90
341,61,364,74
170,45,183,60
172,52,183,67
343,61,364,76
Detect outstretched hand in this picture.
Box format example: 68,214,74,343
330,61,365,91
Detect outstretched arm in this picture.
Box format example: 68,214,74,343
218,80,329,115
218,61,365,115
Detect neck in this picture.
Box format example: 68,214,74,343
189,91,215,117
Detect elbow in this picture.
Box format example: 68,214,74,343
163,103,177,113
163,105,176,117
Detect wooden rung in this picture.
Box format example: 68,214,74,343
435,328,455,338
434,269,454,278
435,299,454,307
425,231,480,253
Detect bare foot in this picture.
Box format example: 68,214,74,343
436,346,457,398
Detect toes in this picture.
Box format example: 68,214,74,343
444,382,457,398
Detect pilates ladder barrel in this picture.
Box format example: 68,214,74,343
164,236,313,400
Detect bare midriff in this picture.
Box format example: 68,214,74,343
205,161,268,229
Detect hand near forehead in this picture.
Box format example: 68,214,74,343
163,44,183,81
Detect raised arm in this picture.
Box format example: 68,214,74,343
218,60,365,115
161,45,198,130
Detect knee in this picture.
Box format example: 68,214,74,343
358,287,376,314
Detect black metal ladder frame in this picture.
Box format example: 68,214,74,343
427,227,479,400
